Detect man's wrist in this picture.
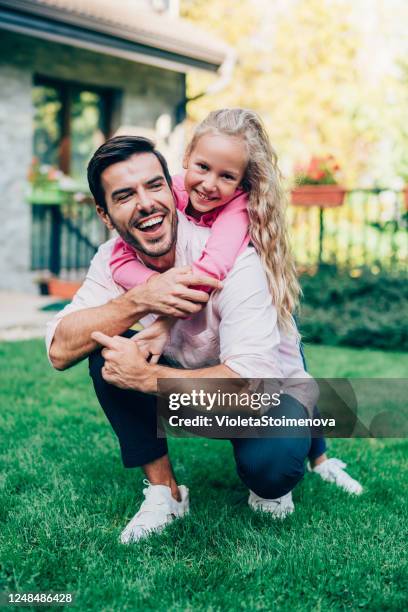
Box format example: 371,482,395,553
128,362,160,395
118,285,151,320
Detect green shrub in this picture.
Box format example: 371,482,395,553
298,265,408,350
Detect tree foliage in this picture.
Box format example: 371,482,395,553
181,0,408,186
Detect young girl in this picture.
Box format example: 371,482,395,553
110,108,362,496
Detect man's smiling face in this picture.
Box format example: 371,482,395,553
97,152,177,265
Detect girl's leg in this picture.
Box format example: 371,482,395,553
297,341,328,462
298,339,363,494
309,407,328,465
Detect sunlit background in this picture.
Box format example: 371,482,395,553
0,0,407,349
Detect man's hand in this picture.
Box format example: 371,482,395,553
91,331,156,393
128,266,222,318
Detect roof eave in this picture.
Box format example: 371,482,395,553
0,2,223,73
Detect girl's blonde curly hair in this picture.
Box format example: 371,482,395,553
186,108,300,333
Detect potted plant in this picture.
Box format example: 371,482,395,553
291,156,346,207
402,184,408,210
27,158,78,204
46,277,82,299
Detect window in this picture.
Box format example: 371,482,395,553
33,76,118,183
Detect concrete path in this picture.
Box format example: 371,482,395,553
0,291,62,341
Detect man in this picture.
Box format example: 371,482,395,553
46,136,312,543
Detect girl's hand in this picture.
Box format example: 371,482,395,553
134,316,174,364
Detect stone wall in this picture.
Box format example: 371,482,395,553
0,30,185,292
0,59,33,292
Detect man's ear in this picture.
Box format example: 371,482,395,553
96,205,114,231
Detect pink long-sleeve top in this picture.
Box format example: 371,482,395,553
110,174,250,291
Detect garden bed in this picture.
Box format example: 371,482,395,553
298,265,408,351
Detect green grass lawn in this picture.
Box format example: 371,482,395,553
0,340,407,611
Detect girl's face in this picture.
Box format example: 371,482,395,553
184,133,248,213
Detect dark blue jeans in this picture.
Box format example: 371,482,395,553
89,348,312,499
299,342,327,461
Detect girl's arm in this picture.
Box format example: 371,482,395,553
110,237,157,290
192,191,250,291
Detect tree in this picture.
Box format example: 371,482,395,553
181,0,408,185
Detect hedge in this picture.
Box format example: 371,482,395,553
298,265,408,351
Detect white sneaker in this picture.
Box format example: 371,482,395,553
120,481,189,543
311,458,363,495
248,490,294,519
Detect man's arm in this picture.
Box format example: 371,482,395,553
49,264,222,371
91,332,239,392
49,290,146,370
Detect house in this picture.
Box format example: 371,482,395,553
0,0,231,292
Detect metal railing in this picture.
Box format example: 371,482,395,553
30,188,408,278
31,196,109,278
289,189,408,273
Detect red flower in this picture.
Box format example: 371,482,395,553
294,155,340,186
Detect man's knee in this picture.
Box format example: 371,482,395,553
234,436,310,499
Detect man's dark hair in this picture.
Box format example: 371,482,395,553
87,135,172,211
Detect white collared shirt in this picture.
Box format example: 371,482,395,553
46,212,308,381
